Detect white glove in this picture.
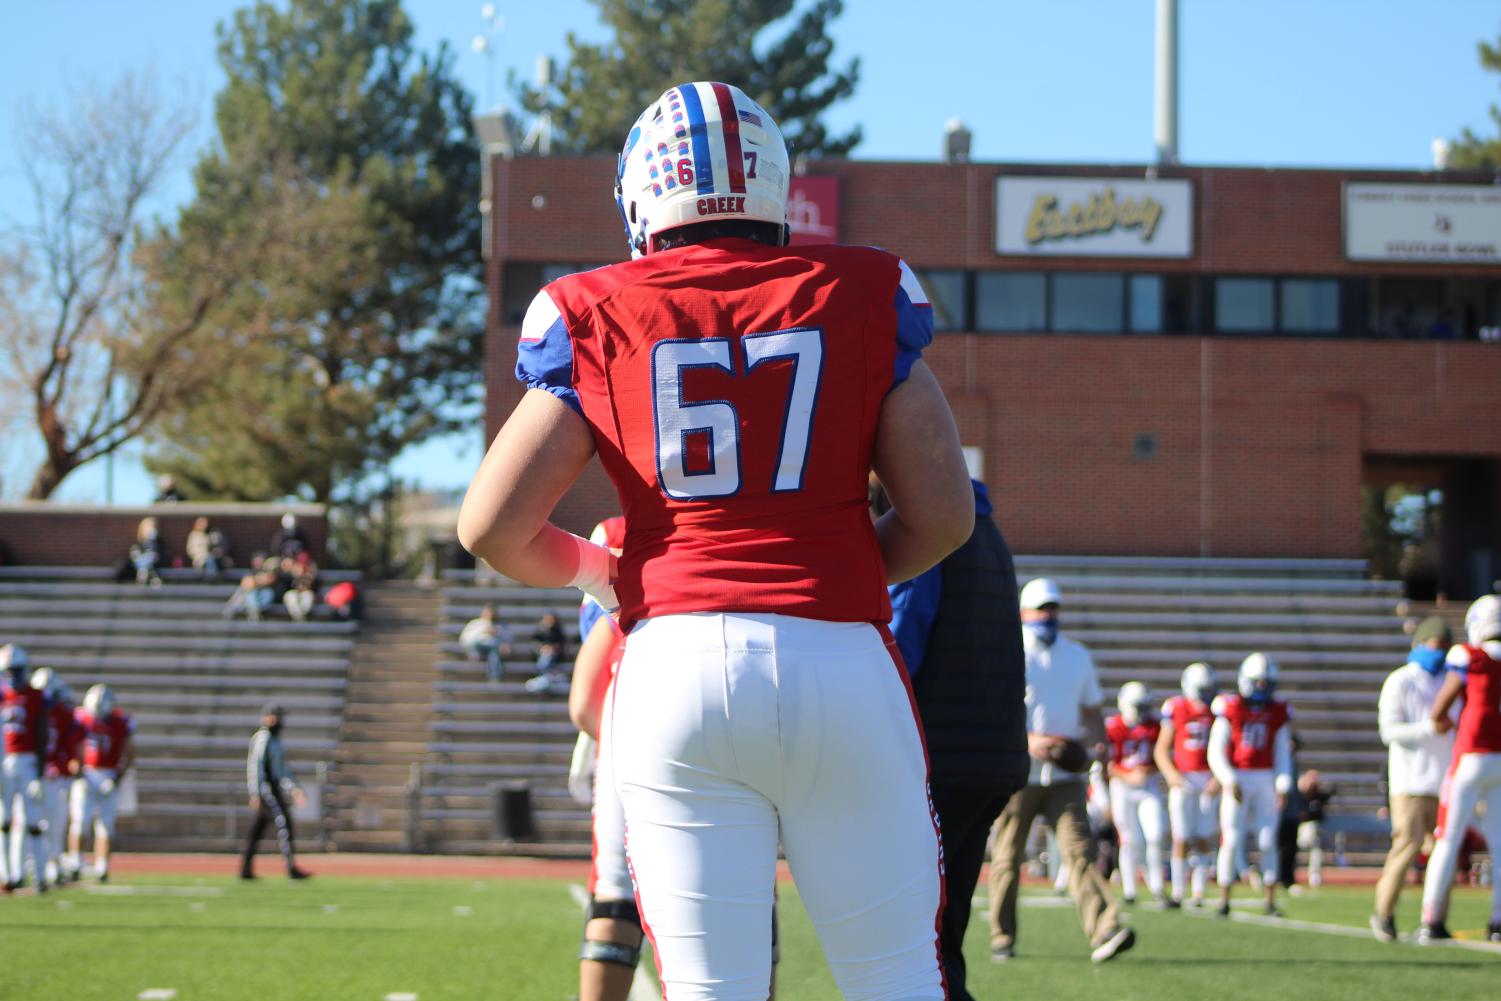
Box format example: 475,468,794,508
100,777,116,796
567,733,597,807
26,779,42,802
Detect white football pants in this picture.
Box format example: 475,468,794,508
612,613,943,1001
590,674,632,902
1110,777,1166,899
1218,769,1278,886
1421,752,1501,926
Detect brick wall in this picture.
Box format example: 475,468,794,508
482,157,1501,561
0,503,327,569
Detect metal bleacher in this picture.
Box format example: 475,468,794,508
0,567,356,852
415,572,588,855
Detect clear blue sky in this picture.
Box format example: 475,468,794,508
2,0,1498,503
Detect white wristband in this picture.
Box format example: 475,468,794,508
566,534,618,612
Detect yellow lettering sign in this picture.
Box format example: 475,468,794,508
1022,187,1165,246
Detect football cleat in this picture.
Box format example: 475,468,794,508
1416,922,1451,944
1369,914,1397,942
1091,926,1136,963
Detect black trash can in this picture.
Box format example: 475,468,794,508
491,781,535,841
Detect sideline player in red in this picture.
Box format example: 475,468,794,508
1418,594,1501,944
1,643,48,892
66,684,134,883
28,668,79,886
1208,652,1292,917
1105,682,1168,905
458,81,973,999
1155,662,1220,907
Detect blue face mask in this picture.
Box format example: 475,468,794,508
1025,619,1059,647
1411,646,1446,676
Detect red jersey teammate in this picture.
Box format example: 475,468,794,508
1419,595,1501,943
29,668,78,885
1155,662,1221,907
1208,652,1293,917
458,81,973,1000
1105,682,1168,904
1,643,48,893
66,684,133,882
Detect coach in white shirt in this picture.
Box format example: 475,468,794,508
1371,616,1457,941
987,578,1134,964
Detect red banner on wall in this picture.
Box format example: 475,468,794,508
787,175,840,245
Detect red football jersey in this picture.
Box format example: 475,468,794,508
1,682,45,755
1449,644,1501,756
1164,695,1215,773
1215,695,1291,770
45,701,78,775
1105,714,1161,772
76,709,134,771
519,240,932,629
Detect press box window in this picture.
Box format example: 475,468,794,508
976,272,1046,332
920,270,969,332
1052,273,1124,333
1215,278,1275,333
1280,279,1339,333
1128,275,1162,333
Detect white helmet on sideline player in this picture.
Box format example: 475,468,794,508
0,643,29,679
1465,594,1501,646
615,82,789,258
1237,652,1279,706
1117,681,1153,726
84,683,116,717
30,666,57,698
1180,662,1217,703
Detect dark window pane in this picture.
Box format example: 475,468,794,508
1280,279,1339,333
1129,275,1162,332
1051,273,1124,333
1215,278,1274,332
919,270,968,332
502,263,580,325
976,272,1046,331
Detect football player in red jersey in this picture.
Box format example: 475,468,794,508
1105,682,1168,906
1418,595,1501,944
459,82,972,999
28,668,78,886
66,684,133,882
1155,662,1220,907
1,643,48,892
1208,653,1293,917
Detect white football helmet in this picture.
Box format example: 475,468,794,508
1180,662,1217,703
615,82,789,258
1237,652,1279,704
84,683,116,717
1117,681,1153,726
1465,594,1501,646
29,666,56,698
0,643,29,677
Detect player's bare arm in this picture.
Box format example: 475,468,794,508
1429,671,1464,734
1155,720,1183,786
568,617,619,741
870,360,973,583
458,389,610,588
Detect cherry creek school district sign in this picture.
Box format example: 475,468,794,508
1344,183,1501,264
996,176,1194,258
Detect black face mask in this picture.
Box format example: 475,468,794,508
267,721,283,735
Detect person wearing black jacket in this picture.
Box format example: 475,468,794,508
240,704,310,880
883,477,1029,1001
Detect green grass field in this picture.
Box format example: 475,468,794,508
6,871,1499,1000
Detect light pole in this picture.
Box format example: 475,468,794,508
472,3,503,112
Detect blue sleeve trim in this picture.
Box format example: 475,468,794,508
578,597,607,642
887,565,943,677
515,289,581,415
891,260,932,390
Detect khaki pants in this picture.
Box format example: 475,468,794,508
988,781,1120,950
1374,793,1439,920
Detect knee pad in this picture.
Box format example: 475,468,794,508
580,898,642,968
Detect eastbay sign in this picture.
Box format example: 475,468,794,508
996,176,1194,258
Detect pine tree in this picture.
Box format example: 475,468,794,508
1449,33,1501,169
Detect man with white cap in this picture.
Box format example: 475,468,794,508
987,578,1135,963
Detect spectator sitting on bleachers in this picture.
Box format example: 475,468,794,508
223,553,281,620
153,474,184,503
460,605,512,684
269,513,308,559
283,554,319,622
186,517,232,579
525,612,570,695
128,517,164,588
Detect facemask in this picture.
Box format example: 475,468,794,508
1411,646,1446,676
1025,619,1059,647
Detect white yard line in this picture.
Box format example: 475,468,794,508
569,882,660,1001
84,884,223,897
1191,906,1501,955
137,989,177,1000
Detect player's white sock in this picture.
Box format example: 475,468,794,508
26,833,45,886
1119,842,1139,899
1170,855,1187,900
1190,854,1207,900
0,830,11,884
1146,841,1165,897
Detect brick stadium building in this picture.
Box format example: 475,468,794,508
482,157,1501,599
